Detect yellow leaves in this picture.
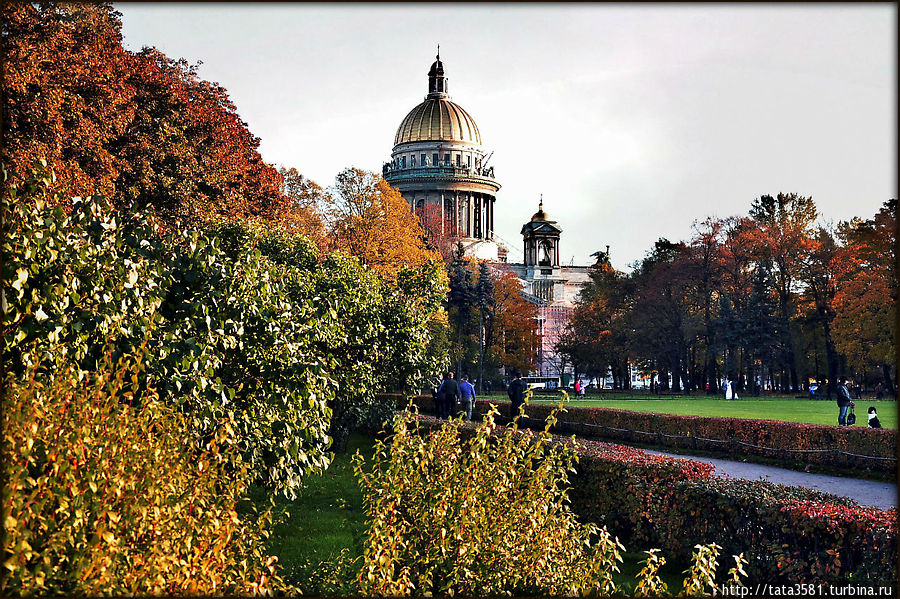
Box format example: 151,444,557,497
3,361,285,595
325,169,442,284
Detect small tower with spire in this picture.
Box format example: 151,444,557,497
521,196,562,270
427,45,448,98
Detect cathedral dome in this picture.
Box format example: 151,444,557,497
394,99,482,146
393,51,482,146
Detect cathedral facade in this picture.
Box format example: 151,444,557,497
386,53,593,379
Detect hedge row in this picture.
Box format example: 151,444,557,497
405,403,897,585
409,395,896,474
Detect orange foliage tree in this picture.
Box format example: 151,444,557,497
276,166,327,250
746,193,818,391
486,268,539,377
324,168,442,283
833,200,897,394
416,202,462,261
2,3,289,225
2,3,133,200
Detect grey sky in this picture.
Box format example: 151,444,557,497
116,3,896,269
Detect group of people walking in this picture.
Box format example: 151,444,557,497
432,370,529,421
433,371,477,420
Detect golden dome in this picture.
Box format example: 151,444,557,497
394,98,482,146
531,198,548,221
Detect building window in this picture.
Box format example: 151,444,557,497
467,155,471,167
422,153,427,166
433,153,439,166
411,155,416,167
445,154,451,166
401,156,406,168
456,153,461,166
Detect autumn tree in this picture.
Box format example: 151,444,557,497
797,226,844,397
833,200,897,394
558,254,634,389
628,239,704,392
1,2,133,199
115,47,285,222
487,268,539,378
747,193,818,391
325,168,441,283
276,166,327,250
417,202,461,261
2,3,291,226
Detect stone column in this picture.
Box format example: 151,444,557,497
488,197,494,237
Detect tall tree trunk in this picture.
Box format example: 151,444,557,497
883,363,895,395
477,310,485,394
672,355,682,393
823,315,839,399
456,312,464,379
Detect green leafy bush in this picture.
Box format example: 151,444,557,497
3,166,446,496
1,357,285,595
2,169,335,496
1,163,167,375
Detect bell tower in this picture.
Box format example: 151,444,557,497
521,197,562,270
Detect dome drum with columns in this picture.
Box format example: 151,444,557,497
384,52,500,256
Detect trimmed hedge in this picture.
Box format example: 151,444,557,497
407,405,897,585
654,479,896,584
409,396,896,474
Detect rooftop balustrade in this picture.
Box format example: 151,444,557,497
382,162,496,182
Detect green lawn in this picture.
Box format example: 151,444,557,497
247,431,691,594
245,433,375,587
482,394,897,429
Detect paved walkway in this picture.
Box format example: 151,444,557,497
642,448,898,510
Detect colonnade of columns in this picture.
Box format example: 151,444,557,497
439,192,494,239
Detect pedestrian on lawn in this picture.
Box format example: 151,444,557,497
459,374,476,421
507,370,527,421
837,379,852,425
440,371,460,420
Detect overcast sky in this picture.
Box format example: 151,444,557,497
116,3,897,269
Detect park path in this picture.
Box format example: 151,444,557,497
641,448,897,511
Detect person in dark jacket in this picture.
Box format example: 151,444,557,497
433,374,448,419
438,372,460,420
837,380,852,425
507,371,527,421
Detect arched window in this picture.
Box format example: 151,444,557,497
539,240,553,266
